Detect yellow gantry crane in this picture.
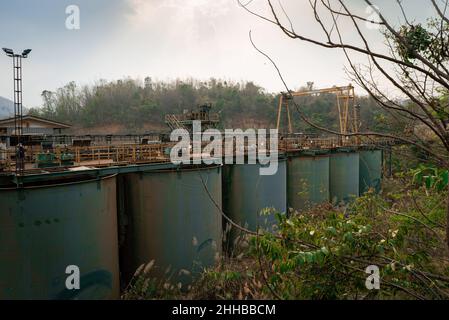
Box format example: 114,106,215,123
276,84,359,136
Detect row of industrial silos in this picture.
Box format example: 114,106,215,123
0,148,382,299
287,149,382,210
223,148,382,238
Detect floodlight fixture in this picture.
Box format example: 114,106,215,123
2,48,14,56
22,49,32,57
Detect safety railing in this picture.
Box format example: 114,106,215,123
0,136,400,174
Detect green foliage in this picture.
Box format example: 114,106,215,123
247,179,449,299
391,18,449,65
411,164,448,191
396,24,433,62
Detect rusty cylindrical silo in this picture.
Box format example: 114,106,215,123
120,165,223,287
359,148,383,194
329,149,360,204
0,174,120,300
287,151,330,211
222,158,287,252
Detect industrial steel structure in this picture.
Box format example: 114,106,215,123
165,103,220,132
276,85,359,138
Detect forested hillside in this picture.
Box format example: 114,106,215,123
0,96,14,118
28,77,396,134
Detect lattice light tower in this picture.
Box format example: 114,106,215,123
2,47,32,175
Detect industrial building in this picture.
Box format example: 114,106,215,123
0,115,71,147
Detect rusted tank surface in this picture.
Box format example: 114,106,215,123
359,149,383,194
287,152,330,211
0,174,120,300
121,165,222,286
222,159,287,251
329,150,360,204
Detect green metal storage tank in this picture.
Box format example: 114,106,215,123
287,152,330,211
329,150,360,204
121,165,222,286
0,174,120,300
359,149,383,194
222,159,287,250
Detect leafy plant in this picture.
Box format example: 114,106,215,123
411,164,448,191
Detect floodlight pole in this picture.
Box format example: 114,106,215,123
13,54,23,149
2,48,31,178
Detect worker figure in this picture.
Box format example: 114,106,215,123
16,143,25,171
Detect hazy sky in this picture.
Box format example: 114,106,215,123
0,0,436,107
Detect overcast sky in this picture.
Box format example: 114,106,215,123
0,0,436,107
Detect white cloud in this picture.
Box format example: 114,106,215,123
126,0,232,31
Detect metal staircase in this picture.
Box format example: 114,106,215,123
165,114,187,131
